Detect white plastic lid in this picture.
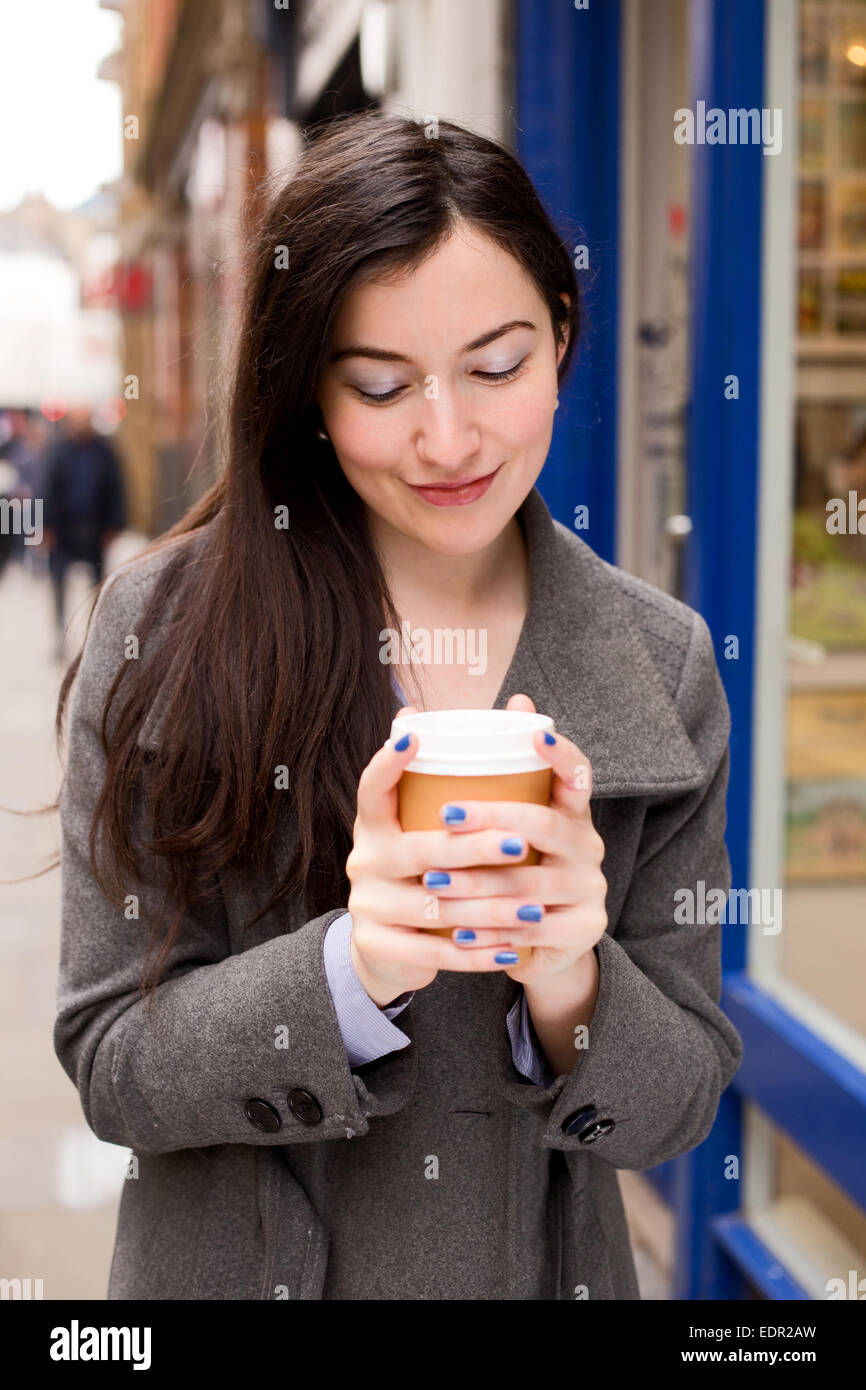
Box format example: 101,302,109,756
389,708,554,775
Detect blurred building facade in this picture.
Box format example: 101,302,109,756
102,0,262,533
101,0,508,535
0,190,121,416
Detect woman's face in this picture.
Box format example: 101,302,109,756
316,221,568,558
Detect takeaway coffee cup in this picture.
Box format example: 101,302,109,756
390,708,554,967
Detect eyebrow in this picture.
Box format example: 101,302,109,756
329,319,538,365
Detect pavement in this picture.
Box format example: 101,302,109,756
0,536,672,1300
0,538,147,1300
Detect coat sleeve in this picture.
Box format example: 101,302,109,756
53,565,418,1154
498,609,744,1167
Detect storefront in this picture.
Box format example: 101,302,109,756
516,0,866,1299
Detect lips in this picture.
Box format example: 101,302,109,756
408,466,501,507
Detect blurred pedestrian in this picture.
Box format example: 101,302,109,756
0,411,51,574
0,454,19,579
42,406,126,659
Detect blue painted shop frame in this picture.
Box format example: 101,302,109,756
515,0,620,563
515,0,866,1301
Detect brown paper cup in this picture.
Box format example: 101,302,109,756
392,710,554,968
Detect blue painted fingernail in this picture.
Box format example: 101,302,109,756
442,804,466,823
394,734,410,751
455,929,475,942
495,950,519,964
517,904,542,921
501,837,524,856
544,731,557,745
424,871,450,887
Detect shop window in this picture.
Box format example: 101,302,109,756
788,1,866,1051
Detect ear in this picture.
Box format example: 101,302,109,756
556,292,572,368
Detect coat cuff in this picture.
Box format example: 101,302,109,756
64,905,419,1152
495,930,738,1165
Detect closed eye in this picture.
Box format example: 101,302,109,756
352,357,529,405
353,384,407,404
473,360,527,384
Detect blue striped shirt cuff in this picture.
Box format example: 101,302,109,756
507,988,555,1087
323,912,414,1067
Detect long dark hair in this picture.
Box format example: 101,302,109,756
36,111,582,996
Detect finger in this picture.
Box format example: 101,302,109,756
420,864,573,903
432,897,544,932
356,916,529,953
437,944,531,972
431,798,576,857
396,826,540,874
505,692,536,713
446,905,601,953
356,729,418,830
363,879,546,931
444,926,531,949
530,728,593,816
357,920,535,974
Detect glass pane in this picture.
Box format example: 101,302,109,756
775,1130,866,1262
746,1110,866,1298
786,1,866,1047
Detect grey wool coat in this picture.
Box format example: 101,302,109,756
54,485,744,1300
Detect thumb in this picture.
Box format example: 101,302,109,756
505,692,536,713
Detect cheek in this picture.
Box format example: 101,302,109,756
493,380,558,449
329,405,404,475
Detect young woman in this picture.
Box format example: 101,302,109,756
53,111,743,1300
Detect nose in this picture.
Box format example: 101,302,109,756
414,383,482,474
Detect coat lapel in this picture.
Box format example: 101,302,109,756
404,484,707,800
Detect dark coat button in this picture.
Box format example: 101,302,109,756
578,1118,615,1144
561,1105,615,1143
288,1088,323,1125
244,1098,281,1132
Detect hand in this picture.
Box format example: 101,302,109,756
420,693,608,989
346,702,551,1007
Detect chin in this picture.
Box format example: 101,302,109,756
416,532,491,558
408,510,510,556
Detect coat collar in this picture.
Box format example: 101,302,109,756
138,488,706,796
389,484,707,799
